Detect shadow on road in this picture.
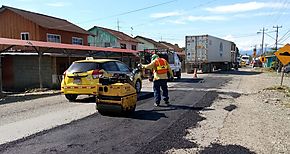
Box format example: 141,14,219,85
212,70,262,76
137,92,154,101
0,93,60,105
199,143,256,154
127,110,168,121
72,91,154,104
171,78,204,83
74,97,96,103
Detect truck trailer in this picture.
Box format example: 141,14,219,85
185,35,239,73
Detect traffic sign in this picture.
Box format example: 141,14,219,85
274,44,290,66
260,56,266,63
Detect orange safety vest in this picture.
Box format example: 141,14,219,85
154,58,168,74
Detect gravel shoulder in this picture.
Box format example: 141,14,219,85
167,68,290,154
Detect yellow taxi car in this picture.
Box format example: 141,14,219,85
61,58,142,101
240,60,246,67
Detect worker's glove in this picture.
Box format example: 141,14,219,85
137,63,142,69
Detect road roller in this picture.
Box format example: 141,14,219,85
96,68,140,115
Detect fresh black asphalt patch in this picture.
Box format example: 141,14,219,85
224,104,238,112
199,143,256,154
0,75,242,154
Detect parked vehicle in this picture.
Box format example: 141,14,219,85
140,50,182,80
157,51,182,79
61,57,142,101
251,58,262,67
185,35,239,73
241,55,250,65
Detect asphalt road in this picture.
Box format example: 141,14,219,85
0,74,235,154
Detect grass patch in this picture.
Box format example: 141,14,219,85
283,102,290,108
264,85,290,97
254,67,275,72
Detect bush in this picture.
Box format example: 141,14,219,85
271,61,278,69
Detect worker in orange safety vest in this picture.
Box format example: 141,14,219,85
141,54,173,107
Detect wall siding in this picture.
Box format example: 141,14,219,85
4,55,53,91
135,37,155,50
88,27,118,47
0,9,88,45
39,28,88,45
0,9,39,40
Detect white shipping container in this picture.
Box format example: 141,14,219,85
186,35,232,63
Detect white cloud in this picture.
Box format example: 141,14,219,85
235,11,290,18
166,15,227,25
186,15,227,21
168,20,186,25
223,35,234,41
206,2,286,13
150,11,183,18
46,2,70,7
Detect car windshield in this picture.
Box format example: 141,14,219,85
167,53,174,64
66,62,100,73
242,57,249,60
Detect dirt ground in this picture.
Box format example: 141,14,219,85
167,67,290,154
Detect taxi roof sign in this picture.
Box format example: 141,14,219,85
274,44,290,66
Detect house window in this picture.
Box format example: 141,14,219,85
21,32,29,40
120,43,126,49
72,37,83,45
105,42,111,47
131,45,136,50
47,34,61,43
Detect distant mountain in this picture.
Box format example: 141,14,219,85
239,50,253,56
239,48,273,56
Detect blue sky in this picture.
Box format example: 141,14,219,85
1,0,290,53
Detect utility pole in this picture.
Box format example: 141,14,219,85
259,27,267,55
117,19,120,31
273,25,282,51
273,25,282,72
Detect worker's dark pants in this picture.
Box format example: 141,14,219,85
153,79,169,103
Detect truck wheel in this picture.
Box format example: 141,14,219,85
65,94,78,102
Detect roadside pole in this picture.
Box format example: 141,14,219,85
0,56,2,96
38,51,43,89
280,67,285,86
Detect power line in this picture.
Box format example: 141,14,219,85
53,0,179,29
231,33,258,38
278,29,290,42
132,0,219,28
264,33,276,41
79,0,178,23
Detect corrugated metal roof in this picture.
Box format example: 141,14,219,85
0,37,138,53
0,5,90,35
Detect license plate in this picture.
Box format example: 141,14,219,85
73,78,81,84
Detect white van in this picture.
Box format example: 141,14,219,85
241,55,250,65
158,51,182,79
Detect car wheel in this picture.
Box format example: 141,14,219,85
135,79,142,93
65,94,78,102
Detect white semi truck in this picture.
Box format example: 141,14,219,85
185,35,239,73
